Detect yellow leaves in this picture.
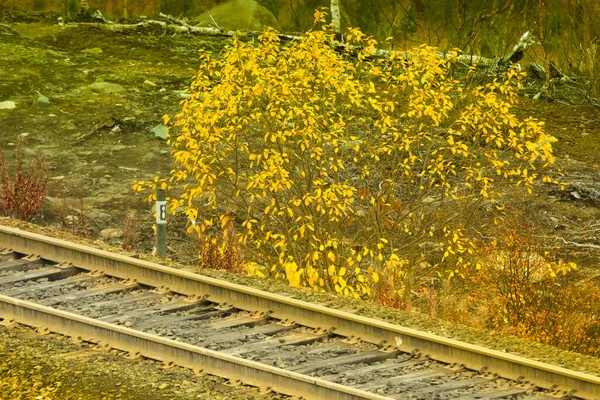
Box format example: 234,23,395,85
132,183,146,192
312,8,328,25
245,262,266,278
327,264,336,277
313,251,320,262
284,261,303,288
327,251,336,262
368,81,376,93
371,272,379,283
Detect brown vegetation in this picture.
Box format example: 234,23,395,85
121,210,139,251
0,138,48,221
192,215,244,274
461,212,599,356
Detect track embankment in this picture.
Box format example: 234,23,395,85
0,225,597,399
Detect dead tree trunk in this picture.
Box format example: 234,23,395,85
502,31,535,64
331,0,341,34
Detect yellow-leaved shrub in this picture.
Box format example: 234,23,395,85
135,11,558,302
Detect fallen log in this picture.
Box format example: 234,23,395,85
64,13,300,42
63,14,530,71
64,20,233,36
528,61,573,81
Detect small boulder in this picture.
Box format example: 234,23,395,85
0,101,16,110
85,82,126,94
150,124,169,140
195,0,281,31
82,47,103,55
100,228,124,240
142,80,157,91
66,215,79,224
33,94,50,107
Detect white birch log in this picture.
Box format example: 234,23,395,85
330,0,341,34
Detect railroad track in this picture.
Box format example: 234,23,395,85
0,225,598,400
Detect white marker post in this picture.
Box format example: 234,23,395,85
156,185,167,258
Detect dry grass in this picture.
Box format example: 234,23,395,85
121,211,139,252
0,138,48,221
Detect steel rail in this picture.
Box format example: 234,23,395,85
0,225,598,399
0,294,387,400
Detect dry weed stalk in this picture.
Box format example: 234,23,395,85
0,138,48,221
194,215,244,273
122,211,139,251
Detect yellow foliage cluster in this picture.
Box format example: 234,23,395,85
135,11,558,301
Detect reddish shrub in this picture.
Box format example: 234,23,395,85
0,138,48,221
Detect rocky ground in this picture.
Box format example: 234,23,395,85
0,11,235,253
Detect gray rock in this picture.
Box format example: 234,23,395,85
175,91,190,99
0,101,16,110
142,80,157,91
150,124,169,140
82,47,103,55
33,94,51,107
100,228,124,240
20,148,36,156
66,215,79,224
85,82,126,94
110,144,133,151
